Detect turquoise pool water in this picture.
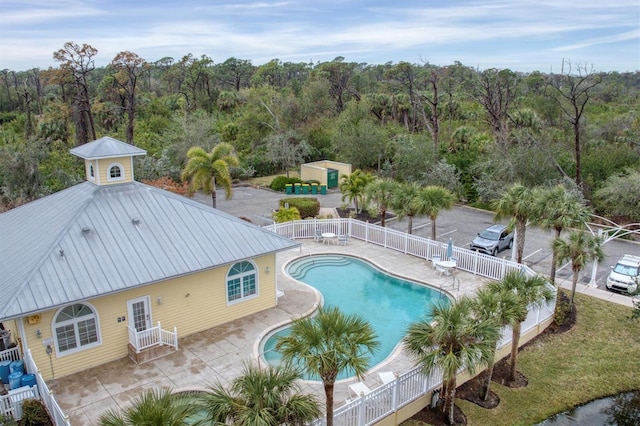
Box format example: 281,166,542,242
261,254,449,380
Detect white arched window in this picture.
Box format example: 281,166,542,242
53,303,101,355
107,163,124,182
226,261,257,303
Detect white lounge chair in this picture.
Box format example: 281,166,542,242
337,234,348,245
378,371,396,385
314,229,324,243
348,381,371,397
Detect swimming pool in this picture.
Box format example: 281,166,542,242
260,254,450,380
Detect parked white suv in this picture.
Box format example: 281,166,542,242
606,254,640,294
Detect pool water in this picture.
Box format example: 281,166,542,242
261,255,449,380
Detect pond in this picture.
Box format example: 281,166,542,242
536,391,640,425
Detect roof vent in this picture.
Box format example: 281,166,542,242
59,249,64,257
82,227,91,235
131,218,140,225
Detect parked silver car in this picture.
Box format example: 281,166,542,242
470,224,513,256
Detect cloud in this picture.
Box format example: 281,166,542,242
1,0,637,71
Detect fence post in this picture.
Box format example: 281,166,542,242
391,375,399,412
358,397,366,425
173,327,178,349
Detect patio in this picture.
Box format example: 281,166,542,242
49,238,490,425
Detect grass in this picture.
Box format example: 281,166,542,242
244,171,300,187
405,292,640,425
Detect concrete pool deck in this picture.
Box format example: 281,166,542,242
49,238,490,425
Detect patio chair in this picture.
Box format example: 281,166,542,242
337,234,348,245
431,255,441,270
314,229,324,243
348,381,372,397
378,371,396,385
435,262,450,277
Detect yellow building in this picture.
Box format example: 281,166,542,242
0,137,298,380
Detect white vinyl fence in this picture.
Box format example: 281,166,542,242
128,321,178,353
23,349,70,425
0,347,70,425
266,218,524,281
266,218,557,426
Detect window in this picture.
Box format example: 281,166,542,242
54,303,100,355
89,163,95,179
226,261,257,303
107,163,124,182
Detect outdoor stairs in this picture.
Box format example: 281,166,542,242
127,342,177,364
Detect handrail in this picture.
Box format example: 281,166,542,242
128,322,178,352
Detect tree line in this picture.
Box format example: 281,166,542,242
0,41,639,222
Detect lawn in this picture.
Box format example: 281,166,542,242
245,171,300,187
405,292,640,426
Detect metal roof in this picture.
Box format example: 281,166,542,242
69,136,147,159
0,181,299,321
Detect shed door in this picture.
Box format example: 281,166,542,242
127,296,151,332
327,168,339,188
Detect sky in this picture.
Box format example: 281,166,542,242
1,0,639,73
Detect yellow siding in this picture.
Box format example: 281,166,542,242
94,157,134,185
22,254,277,380
300,165,327,185
300,161,352,185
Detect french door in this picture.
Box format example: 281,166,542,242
127,296,151,332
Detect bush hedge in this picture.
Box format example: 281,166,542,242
279,197,320,218
270,176,303,192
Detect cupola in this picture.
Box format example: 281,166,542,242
70,137,147,186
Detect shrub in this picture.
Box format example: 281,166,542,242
272,206,301,223
20,399,51,426
270,176,303,192
554,291,572,326
279,197,320,218
0,413,17,425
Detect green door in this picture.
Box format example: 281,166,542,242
327,168,339,188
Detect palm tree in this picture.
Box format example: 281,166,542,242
404,297,498,425
414,185,456,241
181,142,240,209
196,363,321,426
340,169,374,214
492,270,554,383
472,285,524,401
364,178,397,226
273,206,301,223
275,306,379,426
537,185,591,284
493,183,537,264
390,182,421,234
98,387,197,426
553,229,604,308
